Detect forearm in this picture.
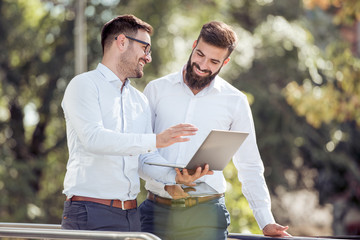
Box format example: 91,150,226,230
138,152,177,185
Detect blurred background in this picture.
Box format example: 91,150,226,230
0,0,359,237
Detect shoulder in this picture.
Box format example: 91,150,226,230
215,76,247,99
64,71,100,101
66,70,100,90
62,70,101,106
144,71,180,94
147,72,179,87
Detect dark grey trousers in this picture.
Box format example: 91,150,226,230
61,200,141,231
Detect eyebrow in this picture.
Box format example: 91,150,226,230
196,49,222,64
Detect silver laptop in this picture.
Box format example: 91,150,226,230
145,130,249,171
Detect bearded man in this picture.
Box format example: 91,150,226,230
138,21,291,240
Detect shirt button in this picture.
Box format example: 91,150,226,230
148,150,151,152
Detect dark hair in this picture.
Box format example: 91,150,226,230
197,21,237,57
101,14,153,53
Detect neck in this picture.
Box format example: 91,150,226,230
102,55,126,83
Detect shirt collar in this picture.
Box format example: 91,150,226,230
96,63,130,86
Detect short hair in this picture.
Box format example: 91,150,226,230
101,14,153,53
197,21,238,57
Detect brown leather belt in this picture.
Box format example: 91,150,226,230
66,196,137,210
147,191,223,208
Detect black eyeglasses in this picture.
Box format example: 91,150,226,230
115,35,151,56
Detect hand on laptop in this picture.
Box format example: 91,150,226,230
175,164,213,186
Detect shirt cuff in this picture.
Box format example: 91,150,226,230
254,208,276,230
164,171,177,185
146,179,175,199
159,186,173,199
143,134,157,153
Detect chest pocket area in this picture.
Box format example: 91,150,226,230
124,102,148,133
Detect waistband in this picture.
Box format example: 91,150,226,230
147,191,223,208
66,196,137,210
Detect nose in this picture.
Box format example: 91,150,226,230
197,58,208,70
145,54,152,63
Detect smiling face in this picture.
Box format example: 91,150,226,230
185,38,230,91
119,29,152,79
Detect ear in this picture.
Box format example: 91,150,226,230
223,57,230,66
192,40,197,49
115,34,127,50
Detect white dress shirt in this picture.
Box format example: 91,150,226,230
138,66,275,229
62,63,156,201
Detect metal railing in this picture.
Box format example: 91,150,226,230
0,222,161,240
0,223,353,240
0,222,61,229
228,233,351,240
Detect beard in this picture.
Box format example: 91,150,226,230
185,57,221,91
119,45,145,79
132,60,145,78
127,57,146,79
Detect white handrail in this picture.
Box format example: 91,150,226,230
0,223,161,240
0,223,347,240
228,233,346,240
0,222,61,229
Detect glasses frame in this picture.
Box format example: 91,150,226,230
115,35,151,56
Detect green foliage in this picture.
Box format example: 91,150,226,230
224,162,262,234
304,0,360,26
0,0,72,223
284,42,360,128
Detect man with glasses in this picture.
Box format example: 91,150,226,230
61,14,209,232
118,35,152,56
139,21,291,239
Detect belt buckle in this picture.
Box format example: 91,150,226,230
171,198,186,207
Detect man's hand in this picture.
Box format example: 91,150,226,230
164,185,195,199
263,223,291,237
175,164,213,186
156,124,198,148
